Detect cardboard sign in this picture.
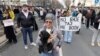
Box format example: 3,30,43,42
59,16,81,31
3,19,14,27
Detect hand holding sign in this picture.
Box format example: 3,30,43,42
3,19,14,27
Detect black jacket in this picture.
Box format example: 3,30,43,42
14,9,20,14
94,15,100,29
17,12,35,28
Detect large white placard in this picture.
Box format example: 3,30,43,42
3,19,14,27
59,16,80,31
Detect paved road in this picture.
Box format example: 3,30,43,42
0,18,100,56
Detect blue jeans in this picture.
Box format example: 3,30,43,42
64,31,73,42
21,27,33,45
40,52,53,56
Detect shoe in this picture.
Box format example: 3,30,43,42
24,45,28,49
13,41,17,44
75,31,79,34
91,42,95,46
97,42,100,46
66,42,71,44
30,42,37,46
13,40,17,44
8,40,12,43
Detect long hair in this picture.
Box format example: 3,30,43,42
4,9,11,18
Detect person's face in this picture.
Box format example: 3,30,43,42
45,19,53,29
4,13,9,17
23,6,28,12
5,13,8,17
66,11,71,16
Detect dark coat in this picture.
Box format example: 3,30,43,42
13,9,20,14
0,10,3,20
2,16,17,42
94,14,100,29
17,12,35,28
31,11,38,31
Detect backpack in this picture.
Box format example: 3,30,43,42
72,11,78,17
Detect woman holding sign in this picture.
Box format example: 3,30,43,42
63,10,73,44
2,10,17,44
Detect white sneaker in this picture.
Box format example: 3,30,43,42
30,42,37,46
24,45,28,49
97,42,100,47
91,42,95,46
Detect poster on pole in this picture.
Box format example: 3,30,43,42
58,16,81,31
3,19,14,27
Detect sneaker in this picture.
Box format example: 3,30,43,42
24,45,28,49
66,42,71,44
91,42,95,46
30,42,37,46
97,42,100,46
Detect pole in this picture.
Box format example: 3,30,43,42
73,0,75,5
83,0,86,7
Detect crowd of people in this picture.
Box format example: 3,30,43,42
0,4,100,56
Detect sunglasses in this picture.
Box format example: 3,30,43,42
45,21,52,24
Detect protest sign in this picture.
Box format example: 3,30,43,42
59,16,80,31
3,19,14,27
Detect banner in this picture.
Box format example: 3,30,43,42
3,19,14,27
59,16,80,31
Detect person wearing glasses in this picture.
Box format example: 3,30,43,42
36,16,63,56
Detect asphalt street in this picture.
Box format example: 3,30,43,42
0,18,100,56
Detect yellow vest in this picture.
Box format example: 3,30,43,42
9,10,15,20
